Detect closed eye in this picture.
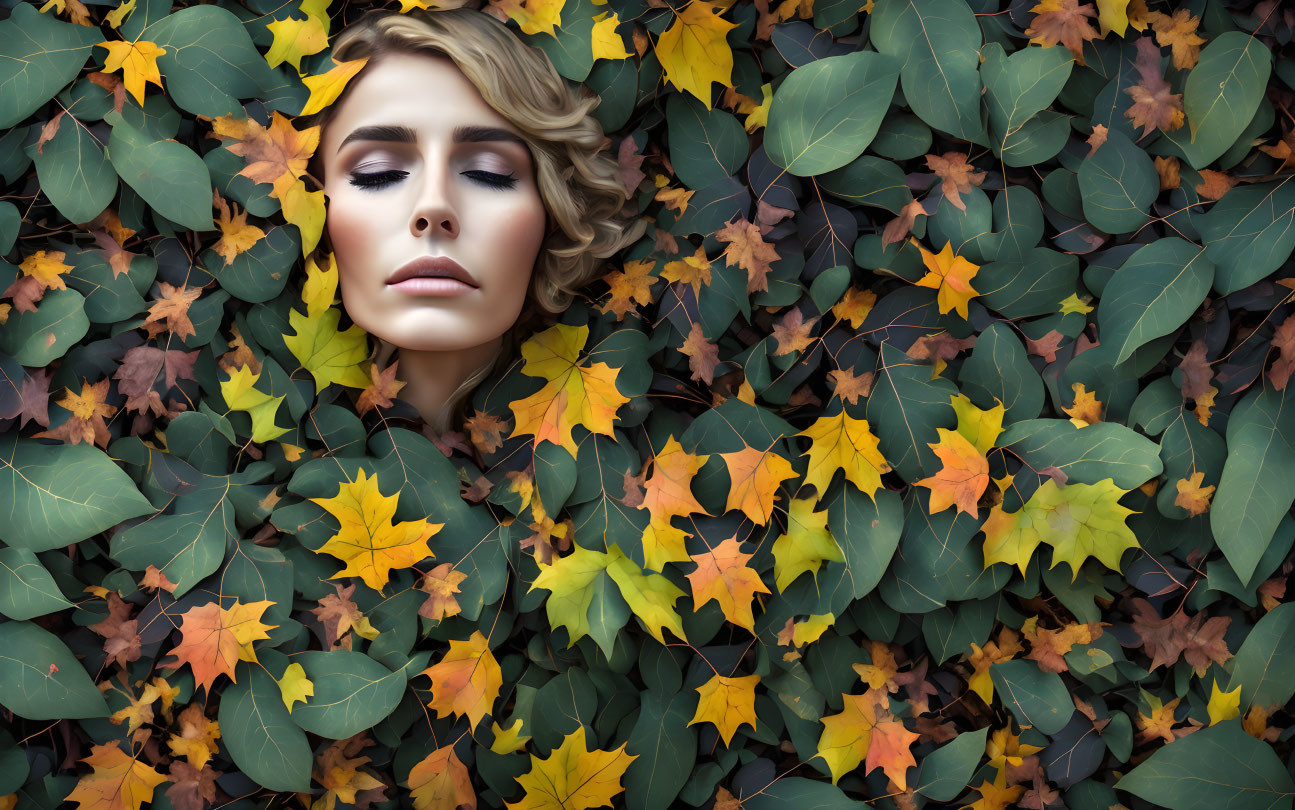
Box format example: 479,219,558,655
347,169,519,191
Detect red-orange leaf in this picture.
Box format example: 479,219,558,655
915,428,989,517
686,536,771,632
162,600,275,695
420,630,503,731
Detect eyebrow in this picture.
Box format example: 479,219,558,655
335,124,529,154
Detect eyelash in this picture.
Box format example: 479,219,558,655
347,169,519,191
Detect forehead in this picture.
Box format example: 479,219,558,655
322,52,517,154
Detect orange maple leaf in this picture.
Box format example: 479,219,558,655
210,192,265,265
420,630,503,730
1174,472,1216,517
66,744,168,810
167,703,221,769
309,468,442,591
771,308,818,356
925,153,986,212
882,199,926,246
1062,382,1103,425
720,444,798,525
417,563,468,622
162,600,276,695
356,360,407,415
680,321,721,386
507,323,630,460
832,287,876,329
1147,8,1206,69
598,258,659,320
637,435,710,568
661,243,713,297
716,216,780,293
31,378,117,449
1155,155,1182,190
1023,619,1102,673
209,111,320,201
1195,170,1238,200
407,744,475,810
686,536,772,632
464,409,509,455
1124,36,1184,139
867,716,920,791
915,429,989,518
913,240,980,319
144,281,203,340
828,368,874,405
1025,0,1100,65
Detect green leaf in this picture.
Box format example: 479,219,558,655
0,287,89,366
871,0,984,143
958,322,1044,422
1097,238,1214,363
827,485,902,601
0,434,154,553
666,93,748,190
766,50,899,176
997,419,1163,489
0,548,72,620
741,777,872,809
291,650,412,739
1226,601,1295,713
105,109,214,233
110,481,236,597
915,726,988,801
1198,179,1295,295
982,41,1073,150
1078,127,1157,234
0,3,101,129
624,691,696,810
204,225,298,304
1161,32,1272,170
0,621,109,720
1211,386,1295,582
32,116,116,225
866,343,957,481
218,664,312,792
1116,721,1294,810
819,155,912,214
149,5,280,118
990,659,1074,735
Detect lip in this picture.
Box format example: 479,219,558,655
387,255,478,288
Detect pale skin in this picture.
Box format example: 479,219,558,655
320,52,548,424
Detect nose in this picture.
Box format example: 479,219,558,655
410,165,459,239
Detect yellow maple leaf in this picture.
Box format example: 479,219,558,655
1096,0,1130,36
603,545,688,645
591,11,632,61
771,496,843,592
507,323,630,460
1206,679,1240,726
1059,292,1094,314
167,702,221,769
965,628,1023,704
912,239,980,319
492,0,564,37
66,744,167,810
277,661,315,712
661,243,713,297
265,13,329,73
421,630,503,731
720,444,798,525
212,193,266,265
220,364,290,443
985,725,1044,777
653,0,739,109
490,719,532,754
277,175,326,258
20,249,72,290
506,729,636,810
108,681,160,734
96,39,166,106
950,393,1004,454
105,0,136,29
688,673,759,746
816,689,885,784
300,57,370,117
797,410,890,499
309,468,441,591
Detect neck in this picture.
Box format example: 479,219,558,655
391,338,501,429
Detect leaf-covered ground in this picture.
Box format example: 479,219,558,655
2,0,1295,809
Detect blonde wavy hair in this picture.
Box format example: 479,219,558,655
300,6,644,432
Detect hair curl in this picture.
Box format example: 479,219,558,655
300,7,644,432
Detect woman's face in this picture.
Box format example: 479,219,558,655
320,52,548,356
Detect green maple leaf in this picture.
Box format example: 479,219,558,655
283,305,372,394
982,478,1139,579
220,364,289,443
